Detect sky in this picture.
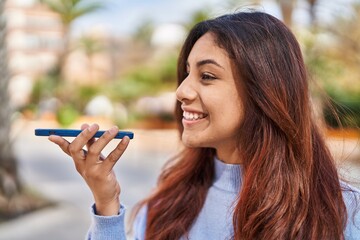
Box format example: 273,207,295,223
72,0,358,37
72,0,224,36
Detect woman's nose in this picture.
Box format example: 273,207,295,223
176,77,197,103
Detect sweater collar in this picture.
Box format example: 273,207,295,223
213,156,242,193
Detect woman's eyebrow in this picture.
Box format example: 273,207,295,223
186,59,225,70
197,59,225,69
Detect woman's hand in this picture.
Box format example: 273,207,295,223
48,123,130,216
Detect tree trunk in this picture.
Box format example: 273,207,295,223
50,25,70,82
307,0,318,27
277,0,296,28
0,0,22,201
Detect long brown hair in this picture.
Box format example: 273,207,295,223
135,11,347,239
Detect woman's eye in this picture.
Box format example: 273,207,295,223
201,73,216,81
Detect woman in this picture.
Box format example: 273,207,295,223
49,11,360,239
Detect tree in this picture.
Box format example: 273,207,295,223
39,0,103,80
1,0,54,220
276,0,296,27
0,0,23,215
322,2,360,128
224,0,319,29
328,2,360,69
185,9,212,31
77,35,105,82
307,0,318,27
133,19,155,47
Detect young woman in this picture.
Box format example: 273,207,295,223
49,11,360,240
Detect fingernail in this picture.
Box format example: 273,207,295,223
109,126,118,135
89,123,97,131
122,136,129,144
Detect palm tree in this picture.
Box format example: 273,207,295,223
133,19,155,47
0,0,26,219
77,35,105,82
39,0,103,79
0,0,22,213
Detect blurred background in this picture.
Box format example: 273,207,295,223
0,0,359,239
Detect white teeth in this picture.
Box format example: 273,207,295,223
183,111,206,121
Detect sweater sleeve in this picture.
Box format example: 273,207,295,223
86,204,148,240
86,204,127,240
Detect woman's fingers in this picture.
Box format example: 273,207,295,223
48,134,86,172
81,123,89,130
81,123,97,151
48,135,71,155
68,123,99,157
49,123,129,175
103,136,130,172
86,126,119,165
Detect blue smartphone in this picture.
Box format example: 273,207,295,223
35,128,134,139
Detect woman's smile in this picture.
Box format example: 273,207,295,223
182,111,207,121
181,107,209,127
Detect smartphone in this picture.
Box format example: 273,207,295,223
35,128,134,139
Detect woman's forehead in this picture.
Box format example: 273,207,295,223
187,33,231,68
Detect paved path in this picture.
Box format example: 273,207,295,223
0,119,359,239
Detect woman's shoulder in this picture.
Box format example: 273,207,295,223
341,182,360,239
341,182,360,206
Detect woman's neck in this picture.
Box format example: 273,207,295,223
215,143,242,164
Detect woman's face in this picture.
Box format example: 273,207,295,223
176,32,244,155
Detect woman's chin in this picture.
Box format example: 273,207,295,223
181,135,206,148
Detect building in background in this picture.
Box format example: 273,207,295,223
5,0,63,107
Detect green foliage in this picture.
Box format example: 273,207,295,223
30,76,58,104
185,9,211,31
39,0,104,26
158,54,178,84
133,19,155,45
297,12,360,129
108,54,178,103
77,85,100,108
77,36,104,56
107,77,155,104
30,74,101,126
324,93,360,128
56,82,100,109
28,52,178,126
56,103,80,126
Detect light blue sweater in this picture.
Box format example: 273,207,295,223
87,158,360,239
